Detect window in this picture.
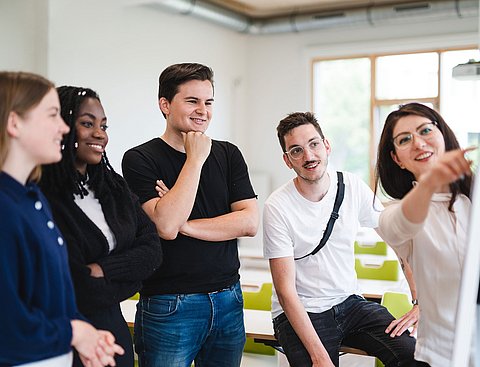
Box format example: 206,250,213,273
313,57,370,184
312,48,480,188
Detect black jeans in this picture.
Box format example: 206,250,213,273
74,303,134,367
411,361,430,367
273,295,415,367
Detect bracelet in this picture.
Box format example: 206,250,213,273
412,299,419,306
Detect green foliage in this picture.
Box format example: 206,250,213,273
314,58,370,182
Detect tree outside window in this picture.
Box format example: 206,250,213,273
313,48,480,191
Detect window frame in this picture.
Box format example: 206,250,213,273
311,45,476,188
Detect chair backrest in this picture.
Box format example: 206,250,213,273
129,292,140,301
243,283,273,311
381,291,413,319
355,259,399,281
354,241,388,256
243,283,275,356
374,292,414,367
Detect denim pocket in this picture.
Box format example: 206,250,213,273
273,312,288,331
233,282,244,305
143,294,179,317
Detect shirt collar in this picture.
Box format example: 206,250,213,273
0,171,41,202
431,192,452,202
412,180,452,202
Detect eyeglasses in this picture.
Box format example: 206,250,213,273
392,121,439,150
285,139,324,160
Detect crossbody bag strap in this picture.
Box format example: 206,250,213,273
294,171,345,261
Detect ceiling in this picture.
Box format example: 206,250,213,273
206,0,430,18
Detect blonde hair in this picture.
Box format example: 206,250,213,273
0,71,55,182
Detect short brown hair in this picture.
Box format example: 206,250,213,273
158,63,214,118
276,112,325,152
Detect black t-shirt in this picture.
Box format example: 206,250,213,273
122,138,256,294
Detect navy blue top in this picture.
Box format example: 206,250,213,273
0,172,79,365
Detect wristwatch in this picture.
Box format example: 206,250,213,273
412,299,419,306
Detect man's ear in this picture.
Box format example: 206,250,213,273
390,150,404,169
283,153,293,169
158,97,170,116
323,138,332,156
6,111,21,138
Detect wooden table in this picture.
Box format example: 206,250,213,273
240,267,409,303
120,300,276,339
241,278,408,303
121,300,368,356
120,299,136,328
243,308,368,356
357,278,408,301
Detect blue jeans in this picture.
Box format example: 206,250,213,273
134,281,245,367
273,295,415,367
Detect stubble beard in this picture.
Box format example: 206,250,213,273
296,158,328,185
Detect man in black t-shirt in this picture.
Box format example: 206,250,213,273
122,63,258,367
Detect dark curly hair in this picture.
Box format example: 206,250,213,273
40,85,127,199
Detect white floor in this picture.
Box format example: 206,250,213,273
241,352,375,367
241,353,277,367
238,234,384,367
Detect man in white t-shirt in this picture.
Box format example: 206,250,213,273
263,112,415,367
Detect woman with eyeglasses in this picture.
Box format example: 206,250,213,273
375,102,474,367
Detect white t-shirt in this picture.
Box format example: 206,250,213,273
263,170,383,318
378,193,471,367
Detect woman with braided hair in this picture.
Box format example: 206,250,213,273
0,72,124,367
40,85,162,367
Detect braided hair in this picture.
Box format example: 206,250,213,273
40,86,127,200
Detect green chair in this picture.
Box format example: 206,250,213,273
128,294,139,365
376,292,413,367
243,283,272,311
354,241,388,256
355,259,399,281
127,294,138,338
243,283,275,356
381,291,413,319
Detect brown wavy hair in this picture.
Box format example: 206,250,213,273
375,102,472,211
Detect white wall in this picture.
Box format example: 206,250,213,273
244,17,479,192
0,0,48,74
1,0,478,195
46,0,249,172
0,0,248,172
